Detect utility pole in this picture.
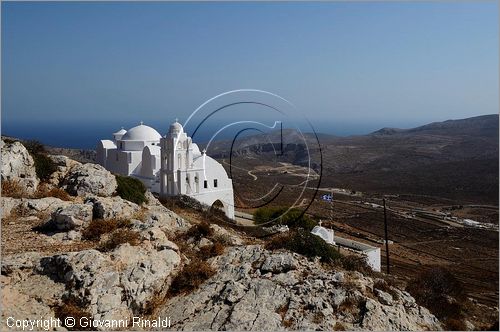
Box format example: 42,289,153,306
383,198,390,274
330,190,334,223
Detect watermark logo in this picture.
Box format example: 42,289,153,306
183,89,323,227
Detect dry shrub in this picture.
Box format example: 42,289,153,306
199,242,225,260
1,180,26,198
99,228,140,252
338,296,358,312
47,188,72,201
283,319,294,328
141,292,166,317
168,259,215,297
333,322,346,331
81,218,130,241
340,255,373,275
276,302,289,320
53,299,92,331
312,312,324,324
34,185,72,201
406,267,466,325
185,221,213,241
132,207,148,221
212,233,232,245
444,318,467,331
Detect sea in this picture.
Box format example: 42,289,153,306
1,119,394,150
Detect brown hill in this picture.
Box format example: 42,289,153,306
210,114,499,204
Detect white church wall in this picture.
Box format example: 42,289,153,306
98,121,235,220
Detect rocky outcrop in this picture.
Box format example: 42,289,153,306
47,154,82,188
85,195,140,220
50,203,93,231
0,197,20,219
158,246,442,331
1,196,74,219
38,241,181,322
64,163,117,197
1,140,39,194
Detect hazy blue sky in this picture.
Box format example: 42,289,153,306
2,1,498,144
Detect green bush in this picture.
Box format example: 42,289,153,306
33,153,57,181
254,206,317,231
24,139,46,155
22,140,57,182
266,229,342,263
116,175,147,205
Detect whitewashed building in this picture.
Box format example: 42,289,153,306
97,121,235,219
310,224,381,272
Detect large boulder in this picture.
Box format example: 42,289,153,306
20,197,73,217
50,203,93,231
38,242,181,323
85,196,140,220
1,197,74,219
1,140,39,194
64,163,117,197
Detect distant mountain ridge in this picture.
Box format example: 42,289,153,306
371,114,498,137
210,114,499,204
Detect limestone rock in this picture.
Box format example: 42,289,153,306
157,245,442,331
136,204,190,231
0,197,21,219
50,203,93,231
47,154,82,188
260,252,299,274
64,163,117,197
38,242,181,324
1,252,43,275
20,197,73,217
85,195,139,220
1,140,39,194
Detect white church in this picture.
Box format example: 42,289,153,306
96,120,235,219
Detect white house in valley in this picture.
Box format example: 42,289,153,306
96,121,235,219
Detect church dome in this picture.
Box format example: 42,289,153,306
169,120,183,135
121,123,161,141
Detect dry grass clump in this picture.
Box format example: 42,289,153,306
34,185,72,201
199,242,225,260
338,296,359,312
81,218,131,241
333,322,346,331
53,298,92,331
98,228,140,252
168,259,215,297
1,179,27,198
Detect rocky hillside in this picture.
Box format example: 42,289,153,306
1,139,444,330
